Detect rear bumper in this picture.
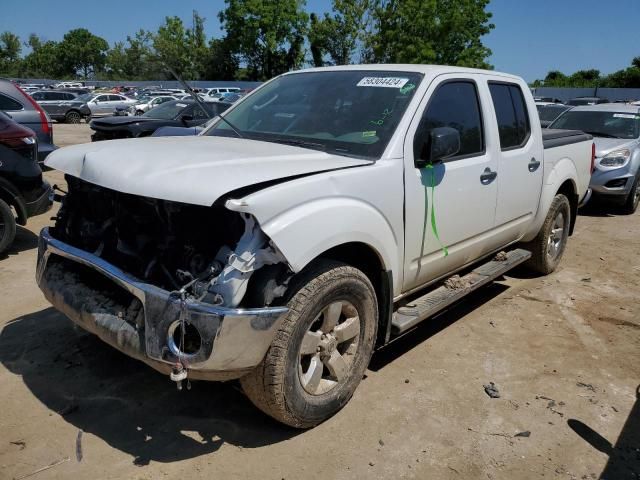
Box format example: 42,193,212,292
37,142,57,163
24,181,53,218
36,227,288,380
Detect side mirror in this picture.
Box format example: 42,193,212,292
415,127,461,168
181,115,194,125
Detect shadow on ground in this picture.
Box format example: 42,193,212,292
568,385,640,479
0,226,38,259
0,308,301,465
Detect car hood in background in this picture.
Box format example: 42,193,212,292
90,116,168,127
593,137,638,158
45,136,370,206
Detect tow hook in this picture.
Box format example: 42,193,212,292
170,364,190,391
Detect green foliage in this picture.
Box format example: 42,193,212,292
0,31,22,75
219,0,308,80
537,61,640,88
203,38,239,80
57,28,109,78
308,0,369,66
364,0,494,68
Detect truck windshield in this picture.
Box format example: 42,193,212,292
204,70,423,159
550,110,640,139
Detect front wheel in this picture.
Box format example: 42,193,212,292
65,110,81,124
0,199,17,254
523,194,571,275
622,174,640,215
240,260,378,428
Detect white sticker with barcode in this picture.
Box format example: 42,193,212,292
613,113,636,119
357,77,409,88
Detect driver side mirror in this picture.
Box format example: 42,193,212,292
415,127,461,168
181,115,193,125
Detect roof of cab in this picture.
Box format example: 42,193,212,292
570,103,640,113
284,64,524,82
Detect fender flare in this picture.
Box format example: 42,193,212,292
0,177,27,226
523,157,578,242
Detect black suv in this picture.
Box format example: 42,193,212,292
0,111,52,253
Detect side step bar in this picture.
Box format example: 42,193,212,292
391,249,531,335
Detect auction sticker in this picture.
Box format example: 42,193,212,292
357,77,409,88
613,113,636,119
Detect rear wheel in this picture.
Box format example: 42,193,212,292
241,260,378,428
622,173,640,214
65,110,81,124
524,194,571,275
0,199,17,254
135,110,144,116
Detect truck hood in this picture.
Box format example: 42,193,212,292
45,136,370,206
594,137,637,157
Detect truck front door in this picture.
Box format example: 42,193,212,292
402,76,500,292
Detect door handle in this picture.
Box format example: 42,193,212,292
528,158,541,172
480,167,498,185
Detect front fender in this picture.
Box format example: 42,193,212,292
227,196,400,289
523,157,578,242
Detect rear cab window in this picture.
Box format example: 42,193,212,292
488,82,531,150
414,80,485,161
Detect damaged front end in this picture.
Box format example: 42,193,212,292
37,176,291,381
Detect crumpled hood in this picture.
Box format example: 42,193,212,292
594,137,637,158
45,136,370,206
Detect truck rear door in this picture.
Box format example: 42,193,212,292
402,75,500,292
487,82,544,237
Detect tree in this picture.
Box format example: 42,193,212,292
57,28,109,78
219,0,309,80
20,36,62,78
186,11,209,79
364,0,494,68
308,0,369,66
153,17,192,78
203,38,238,80
0,31,22,75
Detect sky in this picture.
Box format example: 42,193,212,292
1,0,638,82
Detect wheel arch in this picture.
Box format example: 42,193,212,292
0,177,27,225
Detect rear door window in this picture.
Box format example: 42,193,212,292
488,82,531,150
414,80,485,161
0,93,23,111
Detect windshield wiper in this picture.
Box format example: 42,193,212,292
215,114,243,138
266,137,327,151
583,131,620,139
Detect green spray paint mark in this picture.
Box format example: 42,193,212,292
425,163,449,257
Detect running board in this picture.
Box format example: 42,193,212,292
391,249,531,336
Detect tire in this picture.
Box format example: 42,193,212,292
621,173,640,215
240,259,378,428
135,110,144,116
523,194,571,275
65,110,81,124
0,199,17,254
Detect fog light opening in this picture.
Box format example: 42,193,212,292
167,321,202,357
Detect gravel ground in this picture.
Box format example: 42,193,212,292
0,124,638,480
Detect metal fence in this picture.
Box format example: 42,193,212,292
532,87,640,102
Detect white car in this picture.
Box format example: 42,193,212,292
129,95,176,116
82,93,137,117
53,82,84,89
203,87,241,102
40,65,594,428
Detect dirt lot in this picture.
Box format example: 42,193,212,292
0,124,638,480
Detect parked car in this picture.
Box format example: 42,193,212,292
89,99,229,141
204,87,241,101
567,96,609,106
0,80,56,163
39,65,593,428
536,104,573,128
549,103,640,212
70,93,137,118
52,81,84,89
30,90,90,124
534,96,563,103
129,95,177,116
0,111,52,253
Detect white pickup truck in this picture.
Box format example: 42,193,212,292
38,65,593,428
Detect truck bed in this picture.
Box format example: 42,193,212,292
542,129,592,149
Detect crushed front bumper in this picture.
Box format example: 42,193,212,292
36,228,288,381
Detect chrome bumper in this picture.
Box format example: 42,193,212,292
36,228,288,380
